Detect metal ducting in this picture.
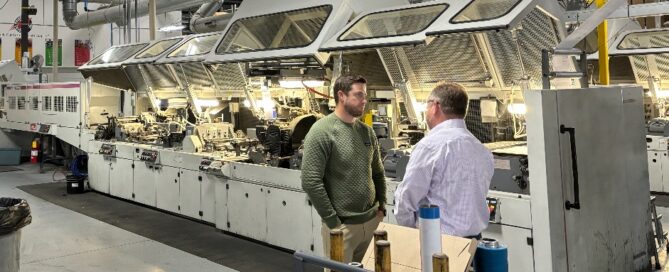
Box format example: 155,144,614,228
189,1,222,29
189,1,235,34
191,13,233,33
81,0,124,4
62,0,78,26
63,0,218,30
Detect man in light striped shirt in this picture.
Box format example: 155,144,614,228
394,82,494,238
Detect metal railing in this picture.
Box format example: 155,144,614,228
293,251,370,272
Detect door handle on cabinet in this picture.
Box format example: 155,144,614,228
560,125,581,210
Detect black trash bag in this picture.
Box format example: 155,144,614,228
0,198,31,236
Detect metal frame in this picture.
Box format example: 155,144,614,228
319,1,449,52
321,0,542,52
423,0,536,36
565,1,669,23
293,251,369,272
79,42,150,71
154,33,223,65
541,48,589,90
204,0,390,65
121,36,190,66
609,29,669,56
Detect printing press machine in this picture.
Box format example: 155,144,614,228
0,0,659,271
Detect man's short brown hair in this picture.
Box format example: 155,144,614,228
430,82,468,118
333,75,367,104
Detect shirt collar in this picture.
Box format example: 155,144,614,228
431,118,466,132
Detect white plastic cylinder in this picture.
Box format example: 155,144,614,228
419,205,442,272
21,52,29,69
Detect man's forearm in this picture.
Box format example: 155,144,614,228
302,174,339,228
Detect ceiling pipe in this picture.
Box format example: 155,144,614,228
81,0,124,4
62,0,78,26
63,0,218,30
191,12,233,33
189,0,234,34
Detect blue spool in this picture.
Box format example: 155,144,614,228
474,238,508,272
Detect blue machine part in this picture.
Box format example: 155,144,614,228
474,238,508,272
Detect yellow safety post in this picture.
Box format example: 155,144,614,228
596,0,609,85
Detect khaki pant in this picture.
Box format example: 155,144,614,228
321,215,383,264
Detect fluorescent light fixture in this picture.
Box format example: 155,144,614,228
507,103,527,115
195,99,220,107
158,25,186,32
278,80,325,89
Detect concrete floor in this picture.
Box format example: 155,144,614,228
6,162,669,271
0,163,235,272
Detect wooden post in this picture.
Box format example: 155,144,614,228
375,240,391,272
373,230,387,243
432,253,449,272
330,230,344,263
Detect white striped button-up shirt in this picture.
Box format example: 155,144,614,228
394,119,494,237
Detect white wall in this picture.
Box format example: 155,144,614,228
0,0,181,68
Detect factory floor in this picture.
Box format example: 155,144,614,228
6,162,669,271
655,206,669,271
0,163,235,272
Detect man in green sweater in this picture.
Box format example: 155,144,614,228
301,75,387,263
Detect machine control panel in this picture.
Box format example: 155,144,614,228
139,150,160,168
490,153,530,195
487,197,500,223
514,157,529,190
99,144,116,159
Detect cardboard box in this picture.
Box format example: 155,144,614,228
361,223,477,272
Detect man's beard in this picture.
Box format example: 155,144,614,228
344,103,364,117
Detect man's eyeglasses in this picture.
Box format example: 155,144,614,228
348,92,367,99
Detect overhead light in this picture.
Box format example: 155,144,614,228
507,103,527,115
158,25,186,32
195,99,220,107
258,98,275,109
279,79,325,89
414,102,427,113
657,90,669,98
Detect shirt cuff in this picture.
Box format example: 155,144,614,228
323,214,342,229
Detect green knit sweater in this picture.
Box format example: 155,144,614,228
301,113,386,229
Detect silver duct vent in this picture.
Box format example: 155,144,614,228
63,0,218,29
190,1,234,34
